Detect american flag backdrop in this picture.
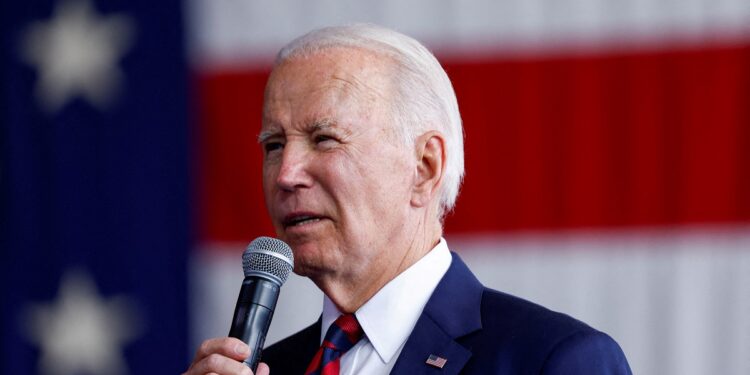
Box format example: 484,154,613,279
2,1,750,375
1,0,190,374
188,2,750,375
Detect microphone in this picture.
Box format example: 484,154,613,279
229,237,294,372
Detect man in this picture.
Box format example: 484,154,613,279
185,24,632,375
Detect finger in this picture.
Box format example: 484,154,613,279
255,362,270,375
193,337,250,363
188,353,253,375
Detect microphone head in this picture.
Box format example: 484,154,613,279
242,237,294,285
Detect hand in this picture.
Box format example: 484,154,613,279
183,337,270,375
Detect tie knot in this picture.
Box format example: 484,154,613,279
304,314,364,375
323,314,363,353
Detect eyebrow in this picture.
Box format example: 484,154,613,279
257,118,340,144
257,129,279,144
309,118,336,133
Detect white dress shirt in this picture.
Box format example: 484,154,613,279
319,238,452,375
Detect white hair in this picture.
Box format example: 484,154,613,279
274,23,465,218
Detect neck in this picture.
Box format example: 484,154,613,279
316,217,442,313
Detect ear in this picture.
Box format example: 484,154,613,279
411,131,446,208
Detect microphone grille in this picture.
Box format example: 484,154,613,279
242,237,294,285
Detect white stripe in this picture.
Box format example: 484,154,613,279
187,0,750,67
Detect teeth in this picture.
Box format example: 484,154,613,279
290,217,320,226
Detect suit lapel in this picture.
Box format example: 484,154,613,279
390,253,484,374
390,314,472,374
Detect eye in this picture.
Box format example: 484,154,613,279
264,141,284,154
314,134,336,145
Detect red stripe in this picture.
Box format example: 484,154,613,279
322,339,336,350
195,42,750,244
304,346,323,375
194,68,275,243
322,359,340,375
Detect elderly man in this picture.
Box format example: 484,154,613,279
185,24,631,375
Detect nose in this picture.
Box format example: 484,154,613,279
275,142,313,192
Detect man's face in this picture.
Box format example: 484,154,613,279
260,48,415,282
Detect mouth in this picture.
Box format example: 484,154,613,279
282,213,326,229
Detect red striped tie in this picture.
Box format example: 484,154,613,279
304,314,364,375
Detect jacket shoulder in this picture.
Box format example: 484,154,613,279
459,288,631,374
480,287,593,339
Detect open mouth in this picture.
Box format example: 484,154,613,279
283,214,324,228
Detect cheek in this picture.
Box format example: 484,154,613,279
367,148,413,191
355,161,412,213
261,165,280,212
262,156,283,187
261,171,272,198
316,145,412,213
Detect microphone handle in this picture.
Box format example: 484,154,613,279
229,277,280,372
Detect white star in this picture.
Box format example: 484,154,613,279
24,269,143,375
21,0,134,113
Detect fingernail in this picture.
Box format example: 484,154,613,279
235,344,248,355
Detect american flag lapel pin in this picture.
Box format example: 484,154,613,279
425,354,447,369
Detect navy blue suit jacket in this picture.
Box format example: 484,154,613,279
263,253,632,374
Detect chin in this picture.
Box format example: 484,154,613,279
291,258,328,279
290,246,337,277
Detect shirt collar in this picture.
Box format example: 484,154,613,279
321,238,452,363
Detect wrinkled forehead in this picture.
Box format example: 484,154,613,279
262,47,397,124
